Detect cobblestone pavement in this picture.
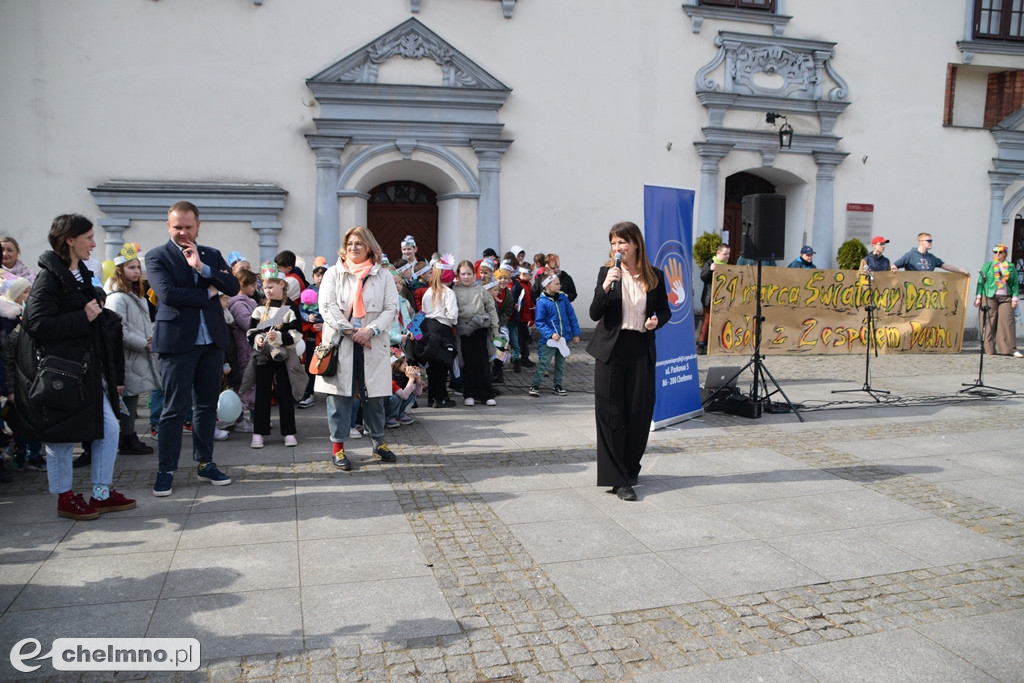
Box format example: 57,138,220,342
3,341,1023,681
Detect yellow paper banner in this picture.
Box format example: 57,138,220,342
708,266,970,355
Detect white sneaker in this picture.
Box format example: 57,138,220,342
464,397,475,406
485,398,496,406
213,428,230,441
284,435,298,447
234,416,254,433
1014,350,1023,358
250,434,264,449
349,427,363,439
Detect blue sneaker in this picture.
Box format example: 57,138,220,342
153,471,173,497
197,462,231,486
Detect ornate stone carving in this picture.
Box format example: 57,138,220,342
731,45,817,98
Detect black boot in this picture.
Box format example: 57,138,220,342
130,433,154,455
492,360,505,384
0,458,12,483
118,433,151,456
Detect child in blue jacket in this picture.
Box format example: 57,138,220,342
529,274,580,396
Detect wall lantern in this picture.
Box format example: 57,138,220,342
765,112,793,149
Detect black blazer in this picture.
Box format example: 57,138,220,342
146,240,240,354
586,265,671,364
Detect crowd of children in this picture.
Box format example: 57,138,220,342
0,229,582,501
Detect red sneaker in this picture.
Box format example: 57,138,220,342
89,489,137,514
57,491,99,521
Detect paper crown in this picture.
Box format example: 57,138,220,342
260,261,282,281
113,243,142,266
227,251,248,267
313,256,327,268
401,235,417,248
479,257,497,271
542,274,558,287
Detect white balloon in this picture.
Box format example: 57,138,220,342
216,389,243,423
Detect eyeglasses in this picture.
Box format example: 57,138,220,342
921,239,933,243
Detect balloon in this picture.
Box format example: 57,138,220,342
216,389,243,423
101,259,116,283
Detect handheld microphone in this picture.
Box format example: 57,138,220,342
611,253,622,292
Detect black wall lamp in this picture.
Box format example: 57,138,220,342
765,112,793,149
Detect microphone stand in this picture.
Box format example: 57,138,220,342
960,269,1015,394
705,259,804,421
832,271,890,401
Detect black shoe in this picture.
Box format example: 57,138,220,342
118,434,152,456
373,443,397,463
131,434,155,455
434,398,456,408
520,358,536,368
512,360,521,373
616,485,637,501
0,459,12,483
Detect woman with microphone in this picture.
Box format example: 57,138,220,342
587,221,670,501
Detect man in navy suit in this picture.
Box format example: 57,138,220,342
146,201,240,497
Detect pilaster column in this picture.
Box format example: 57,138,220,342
987,172,1014,260
811,151,847,268
472,139,512,255
252,221,284,265
311,142,347,260
97,217,131,260
693,142,733,237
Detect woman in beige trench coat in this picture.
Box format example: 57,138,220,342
315,226,399,471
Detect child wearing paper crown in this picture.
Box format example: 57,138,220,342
104,243,160,456
246,262,302,448
529,274,580,397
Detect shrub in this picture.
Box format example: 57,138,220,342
837,239,867,270
693,231,723,267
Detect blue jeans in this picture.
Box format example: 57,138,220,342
47,392,119,494
325,346,385,442
386,392,417,421
532,342,565,388
157,343,224,473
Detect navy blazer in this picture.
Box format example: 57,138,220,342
585,265,671,365
146,240,240,354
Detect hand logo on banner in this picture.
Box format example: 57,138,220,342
665,259,687,307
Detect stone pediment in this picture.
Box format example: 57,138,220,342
309,18,508,91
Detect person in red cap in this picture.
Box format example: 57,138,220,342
860,235,898,273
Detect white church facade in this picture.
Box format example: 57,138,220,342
2,0,1022,328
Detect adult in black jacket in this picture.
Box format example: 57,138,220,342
586,221,670,502
21,214,136,520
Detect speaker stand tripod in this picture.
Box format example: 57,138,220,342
713,260,804,422
959,301,1015,395
832,272,890,402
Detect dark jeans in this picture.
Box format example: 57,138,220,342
157,343,224,473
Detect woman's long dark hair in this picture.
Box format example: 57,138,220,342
607,221,658,291
48,214,93,266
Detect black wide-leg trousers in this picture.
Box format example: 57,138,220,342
594,330,655,487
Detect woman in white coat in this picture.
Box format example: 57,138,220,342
315,226,399,472
105,244,160,456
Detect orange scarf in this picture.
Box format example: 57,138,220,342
347,259,374,318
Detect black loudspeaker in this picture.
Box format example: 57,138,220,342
741,194,786,261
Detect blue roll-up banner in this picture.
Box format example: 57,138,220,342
644,185,703,428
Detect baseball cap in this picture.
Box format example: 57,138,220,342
871,236,889,246
800,246,815,255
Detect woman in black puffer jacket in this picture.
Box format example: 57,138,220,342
19,214,136,521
